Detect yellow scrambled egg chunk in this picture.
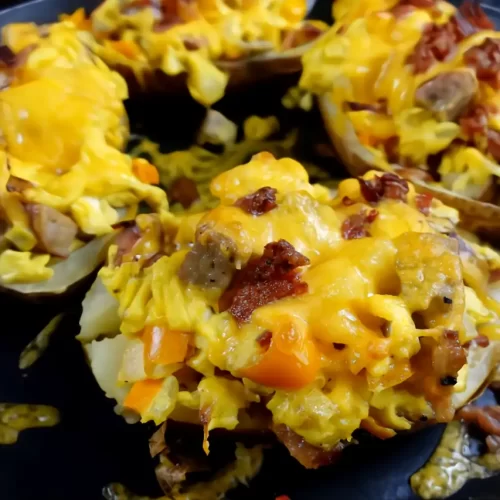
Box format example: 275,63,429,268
81,155,500,457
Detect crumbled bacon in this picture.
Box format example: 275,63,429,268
432,330,467,386
358,173,409,204
6,175,33,193
182,36,207,51
256,330,272,349
0,46,16,67
234,187,278,216
415,193,433,215
346,100,387,113
406,0,437,7
459,0,495,30
281,23,324,50
460,104,489,139
489,268,500,282
464,334,490,348
487,129,500,162
408,19,467,74
341,210,379,240
168,176,200,209
219,240,309,324
460,105,500,160
391,4,416,19
114,224,141,265
274,424,345,469
464,38,500,89
383,136,401,164
457,405,500,436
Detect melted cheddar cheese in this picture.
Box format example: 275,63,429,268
87,0,327,106
300,0,500,200
0,20,167,284
81,154,500,454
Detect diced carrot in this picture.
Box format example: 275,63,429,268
242,326,320,390
60,8,92,31
142,325,190,374
108,40,143,60
132,158,160,185
124,379,163,414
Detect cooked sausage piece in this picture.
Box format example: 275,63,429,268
178,228,237,289
28,204,78,258
415,71,477,122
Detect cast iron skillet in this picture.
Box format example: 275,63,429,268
0,1,499,499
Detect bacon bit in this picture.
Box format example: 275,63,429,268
391,4,416,19
274,424,344,469
383,136,401,164
168,176,199,209
487,129,500,162
281,23,324,51
464,334,490,348
341,209,378,240
459,0,495,30
458,405,500,436
432,330,467,386
256,330,272,350
114,224,141,265
408,18,467,74
464,38,500,89
234,187,278,216
489,268,500,283
358,173,409,204
0,46,16,67
342,196,355,206
182,36,206,51
346,100,387,113
415,193,433,215
407,0,437,7
6,175,33,193
460,104,489,139
275,496,291,500
219,240,309,324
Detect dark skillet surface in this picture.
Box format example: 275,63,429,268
0,1,499,499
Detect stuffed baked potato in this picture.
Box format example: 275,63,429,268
300,0,500,240
79,153,500,495
0,18,167,297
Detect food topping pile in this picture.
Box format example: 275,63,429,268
0,20,166,288
300,0,500,203
80,154,500,474
2,0,500,498
89,0,327,105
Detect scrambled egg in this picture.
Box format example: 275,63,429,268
80,154,500,457
86,0,327,106
0,20,167,285
129,113,335,214
300,0,500,200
